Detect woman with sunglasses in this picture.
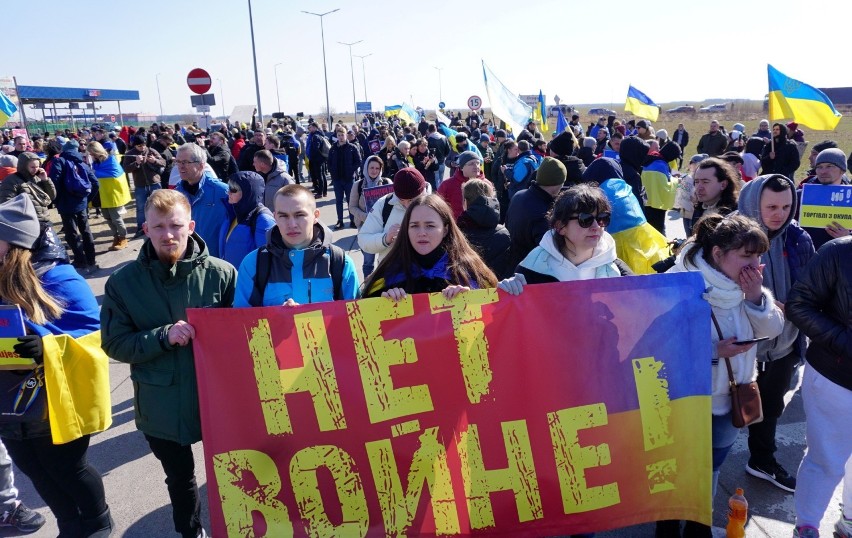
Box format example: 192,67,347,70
218,171,275,269
499,183,633,296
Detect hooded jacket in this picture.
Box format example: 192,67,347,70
735,174,815,362
760,136,800,180
438,167,484,219
517,229,622,283
48,149,99,214
350,156,392,227
262,158,294,210
667,244,785,415
233,223,359,307
458,196,512,279
218,171,275,268
0,153,57,224
618,136,649,205
101,234,237,444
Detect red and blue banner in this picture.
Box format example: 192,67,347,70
189,273,712,537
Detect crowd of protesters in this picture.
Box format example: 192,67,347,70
0,108,851,538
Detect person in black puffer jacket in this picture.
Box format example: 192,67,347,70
546,131,586,186
457,179,512,279
619,136,649,206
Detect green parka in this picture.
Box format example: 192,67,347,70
100,233,236,445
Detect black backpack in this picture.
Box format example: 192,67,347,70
249,244,346,307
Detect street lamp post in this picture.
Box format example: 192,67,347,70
247,0,264,127
433,66,443,105
217,78,225,119
338,40,362,121
302,9,339,128
155,73,164,119
354,53,372,102
274,63,284,114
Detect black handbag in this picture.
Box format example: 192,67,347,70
711,313,763,428
0,367,48,423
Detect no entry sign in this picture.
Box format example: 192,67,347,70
187,68,212,95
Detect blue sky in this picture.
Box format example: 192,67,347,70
5,0,845,119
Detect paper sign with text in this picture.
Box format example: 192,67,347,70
799,183,852,228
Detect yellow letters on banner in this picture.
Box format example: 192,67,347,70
290,445,369,537
347,297,434,424
365,427,460,535
632,357,677,494
548,404,620,514
457,421,542,529
212,449,293,537
247,314,346,436
429,289,499,404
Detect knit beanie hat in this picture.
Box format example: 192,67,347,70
815,148,847,172
549,131,577,157
393,168,427,199
655,129,668,140
0,194,40,250
456,151,480,169
535,157,567,187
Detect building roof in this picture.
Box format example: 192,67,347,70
16,85,139,103
819,87,852,106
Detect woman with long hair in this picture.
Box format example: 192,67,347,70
662,213,784,537
0,195,112,537
87,140,132,251
363,193,497,299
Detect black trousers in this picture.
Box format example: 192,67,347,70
2,434,107,525
747,351,801,465
145,434,201,538
644,206,668,235
288,153,301,183
60,210,96,266
310,160,327,196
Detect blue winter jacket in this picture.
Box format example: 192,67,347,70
233,223,360,307
175,172,229,258
48,150,99,214
217,171,275,268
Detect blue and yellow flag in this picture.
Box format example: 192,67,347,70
556,107,568,134
625,85,659,121
536,90,549,133
768,64,841,131
0,89,17,127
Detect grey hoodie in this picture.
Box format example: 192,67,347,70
736,174,798,361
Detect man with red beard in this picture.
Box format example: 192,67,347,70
101,189,236,538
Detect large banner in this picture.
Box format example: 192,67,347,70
189,273,712,537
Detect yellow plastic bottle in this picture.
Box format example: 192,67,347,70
726,487,748,538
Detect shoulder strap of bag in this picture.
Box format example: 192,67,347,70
250,246,272,307
711,311,737,386
330,245,345,300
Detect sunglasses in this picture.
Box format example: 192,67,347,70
228,187,240,194
568,212,611,228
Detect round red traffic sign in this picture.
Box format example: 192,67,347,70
187,68,212,95
467,95,482,111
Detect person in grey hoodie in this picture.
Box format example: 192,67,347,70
735,173,815,493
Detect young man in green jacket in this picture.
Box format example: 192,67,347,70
101,189,236,538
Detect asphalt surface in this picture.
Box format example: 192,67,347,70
5,184,842,537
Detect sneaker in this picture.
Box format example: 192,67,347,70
793,525,819,537
836,515,852,538
0,501,46,533
746,460,796,492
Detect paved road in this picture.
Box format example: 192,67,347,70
6,194,840,537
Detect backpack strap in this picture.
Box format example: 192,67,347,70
381,193,394,228
249,246,272,307
329,245,346,300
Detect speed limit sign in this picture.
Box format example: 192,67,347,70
467,95,482,111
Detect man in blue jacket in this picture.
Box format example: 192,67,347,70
326,126,361,230
234,184,359,307
174,143,229,258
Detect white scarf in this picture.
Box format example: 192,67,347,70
682,244,745,309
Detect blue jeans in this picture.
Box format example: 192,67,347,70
362,251,376,277
712,412,740,498
135,184,162,227
333,177,354,224
436,164,446,189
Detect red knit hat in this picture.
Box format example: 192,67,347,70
393,168,427,199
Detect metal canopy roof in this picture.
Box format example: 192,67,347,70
17,85,139,103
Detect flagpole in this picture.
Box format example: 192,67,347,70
12,77,30,135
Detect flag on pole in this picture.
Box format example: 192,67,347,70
482,60,532,137
556,107,568,134
768,64,841,131
624,85,660,121
536,90,549,133
398,102,420,125
0,89,17,127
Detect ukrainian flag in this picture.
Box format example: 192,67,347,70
556,107,568,134
398,102,420,125
768,64,841,131
0,89,17,127
624,85,659,121
536,90,549,133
